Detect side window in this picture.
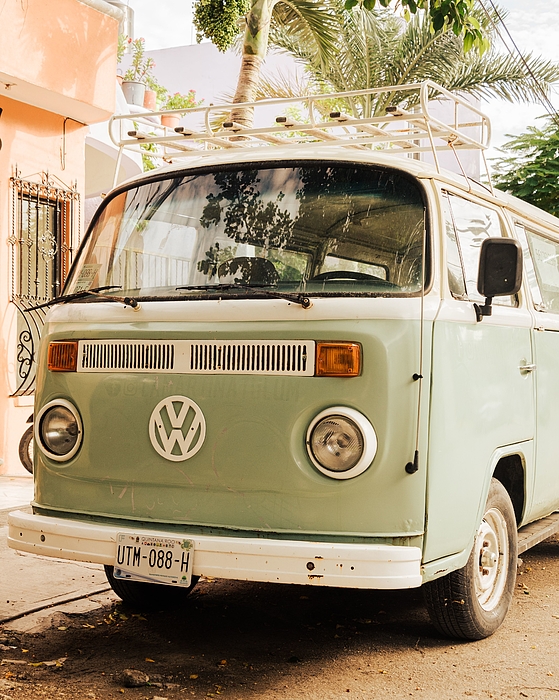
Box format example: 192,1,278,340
442,194,467,298
525,228,559,312
444,192,515,306
514,223,543,309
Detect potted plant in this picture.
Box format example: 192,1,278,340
116,33,127,85
160,90,203,128
121,37,155,106
144,74,167,111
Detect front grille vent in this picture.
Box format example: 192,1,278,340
77,340,315,375
189,342,313,375
79,341,175,371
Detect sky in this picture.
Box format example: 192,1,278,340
127,0,559,157
130,0,197,46
483,0,559,156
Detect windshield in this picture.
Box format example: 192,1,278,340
66,163,427,300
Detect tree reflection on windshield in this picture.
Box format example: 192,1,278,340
66,163,426,299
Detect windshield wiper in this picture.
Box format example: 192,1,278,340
176,283,311,309
24,286,139,312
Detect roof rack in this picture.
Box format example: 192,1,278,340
109,80,492,187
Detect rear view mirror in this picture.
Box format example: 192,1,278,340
478,238,523,298
475,238,523,321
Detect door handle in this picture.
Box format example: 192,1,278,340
519,363,536,374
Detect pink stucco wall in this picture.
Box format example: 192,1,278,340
0,0,119,475
0,0,118,122
0,96,87,475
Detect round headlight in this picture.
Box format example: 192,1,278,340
306,406,377,479
310,416,363,472
36,399,82,461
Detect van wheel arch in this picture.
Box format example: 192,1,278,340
493,453,525,525
424,478,517,639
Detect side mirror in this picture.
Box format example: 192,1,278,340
475,238,523,321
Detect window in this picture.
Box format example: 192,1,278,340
525,228,559,312
11,179,77,303
514,223,543,309
66,164,427,300
321,255,388,280
9,173,80,396
443,192,515,306
442,195,467,299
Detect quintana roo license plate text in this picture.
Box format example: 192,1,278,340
114,533,194,587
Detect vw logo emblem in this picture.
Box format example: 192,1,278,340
149,395,206,462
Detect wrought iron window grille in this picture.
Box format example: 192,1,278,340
9,169,80,396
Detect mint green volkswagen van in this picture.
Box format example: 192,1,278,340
9,82,559,640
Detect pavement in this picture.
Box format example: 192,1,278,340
0,476,117,633
0,476,33,511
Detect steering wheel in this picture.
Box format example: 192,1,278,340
311,270,387,282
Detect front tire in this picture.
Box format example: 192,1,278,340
424,478,517,640
104,565,199,609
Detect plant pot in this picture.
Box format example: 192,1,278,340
143,89,157,110
161,114,180,129
121,80,146,107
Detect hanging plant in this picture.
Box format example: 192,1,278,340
194,0,250,51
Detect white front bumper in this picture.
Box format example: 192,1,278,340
7,510,422,589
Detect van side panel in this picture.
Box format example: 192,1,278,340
512,221,559,519
528,317,559,518
424,301,534,563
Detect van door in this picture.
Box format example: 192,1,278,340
516,223,559,519
424,193,535,563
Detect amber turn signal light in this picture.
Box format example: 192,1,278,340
48,341,78,372
315,342,361,377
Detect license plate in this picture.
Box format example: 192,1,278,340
114,533,194,587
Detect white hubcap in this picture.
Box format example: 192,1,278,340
474,507,508,611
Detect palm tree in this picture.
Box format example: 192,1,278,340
236,0,345,125
195,0,338,127
260,5,559,119
195,0,488,128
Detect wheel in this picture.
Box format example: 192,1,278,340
18,425,34,474
309,270,399,289
423,478,517,640
311,270,385,281
104,565,199,609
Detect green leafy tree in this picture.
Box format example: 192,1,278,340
492,119,559,216
194,0,486,127
259,5,559,119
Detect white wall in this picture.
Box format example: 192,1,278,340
145,43,301,109
139,43,482,179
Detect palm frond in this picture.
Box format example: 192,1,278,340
450,52,559,103
256,72,315,100
265,0,559,122
271,0,338,70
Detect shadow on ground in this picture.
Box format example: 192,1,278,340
2,579,446,698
